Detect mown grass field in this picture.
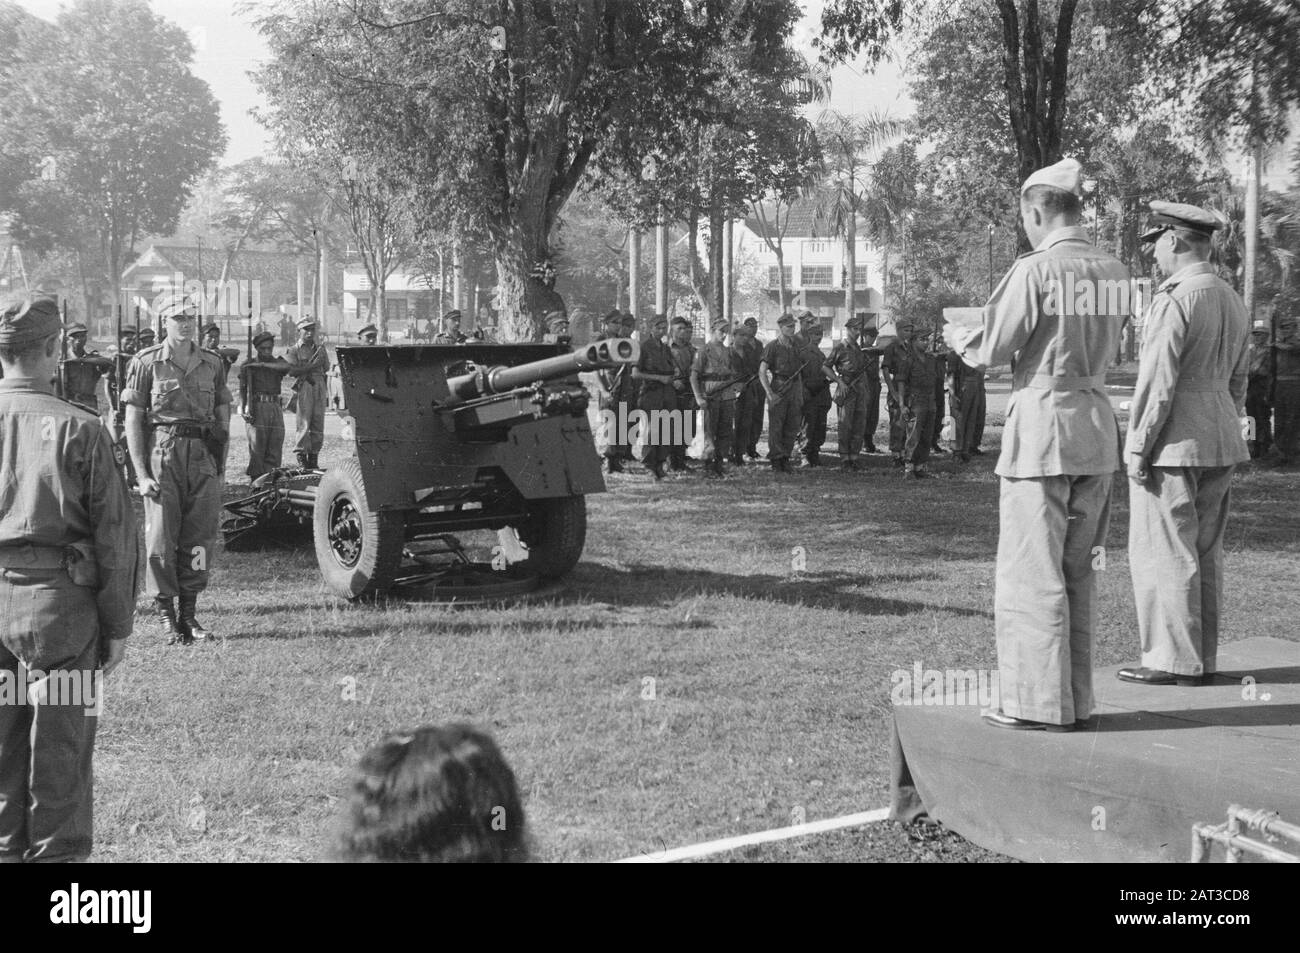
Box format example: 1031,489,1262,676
91,392,1300,862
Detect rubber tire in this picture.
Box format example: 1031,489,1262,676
313,457,406,600
512,496,587,580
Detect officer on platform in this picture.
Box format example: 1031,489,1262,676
122,293,231,645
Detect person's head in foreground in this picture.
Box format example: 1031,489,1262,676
337,723,528,863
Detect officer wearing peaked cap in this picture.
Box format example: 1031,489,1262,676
357,324,378,344
1119,200,1249,688
945,156,1130,731
122,292,230,644
0,292,138,861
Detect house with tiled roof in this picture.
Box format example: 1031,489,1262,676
737,196,887,340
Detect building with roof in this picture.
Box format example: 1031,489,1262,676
736,197,887,340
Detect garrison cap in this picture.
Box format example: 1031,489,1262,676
777,313,796,327
137,328,156,341
120,326,138,337
844,314,864,331
1140,201,1221,243
0,294,63,347
1020,157,1084,197
797,310,817,326
650,312,668,325
669,316,690,328
711,315,731,330
357,324,377,337
67,322,88,336
253,331,276,348
743,317,758,328
295,315,317,331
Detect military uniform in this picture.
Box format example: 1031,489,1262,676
949,159,1129,727
731,321,764,462
596,313,631,471
860,329,883,452
885,335,939,476
636,324,675,477
949,353,987,461
240,332,290,479
761,321,805,470
1272,318,1300,465
825,324,870,467
668,326,696,471
284,321,329,468
1245,328,1273,458
691,325,742,475
61,326,112,412
0,296,137,862
1125,241,1249,681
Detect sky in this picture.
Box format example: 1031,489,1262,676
14,0,914,167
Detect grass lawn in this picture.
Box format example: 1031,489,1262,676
91,406,1300,863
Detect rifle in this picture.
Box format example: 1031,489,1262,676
108,301,137,489
769,360,808,400
704,371,756,399
833,367,870,407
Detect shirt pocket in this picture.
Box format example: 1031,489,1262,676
152,377,182,413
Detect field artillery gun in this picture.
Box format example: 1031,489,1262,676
221,337,638,600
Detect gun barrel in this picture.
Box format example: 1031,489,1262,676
443,337,639,407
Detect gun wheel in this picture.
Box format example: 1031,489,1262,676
313,457,405,600
508,495,587,580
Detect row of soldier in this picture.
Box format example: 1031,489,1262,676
594,307,988,480
1245,311,1300,466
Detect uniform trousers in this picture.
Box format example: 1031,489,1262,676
996,474,1111,725
246,396,286,479
1129,465,1234,677
802,386,831,459
903,399,935,466
766,385,804,462
1245,378,1272,457
733,381,760,460
956,378,987,454
887,390,904,454
836,382,869,461
638,383,674,471
0,571,99,862
144,433,220,598
1273,379,1300,462
862,376,881,449
294,379,327,457
700,395,736,461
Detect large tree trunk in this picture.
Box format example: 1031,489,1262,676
775,246,788,312
844,210,857,324
707,200,725,322
494,218,564,342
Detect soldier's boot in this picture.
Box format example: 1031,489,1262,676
710,455,725,478
805,450,820,467
156,596,188,646
606,455,624,474
178,592,210,643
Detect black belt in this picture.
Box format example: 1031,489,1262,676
253,394,281,403
153,423,210,439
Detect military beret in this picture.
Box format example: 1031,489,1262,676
443,309,462,323
0,294,62,347
603,309,622,324
797,310,817,325
844,314,864,330
777,313,796,327
1021,157,1084,196
120,327,138,337
295,316,317,331
743,317,758,328
670,316,690,328
67,322,88,336
137,328,156,340
1140,201,1221,243
253,331,276,348
357,324,377,337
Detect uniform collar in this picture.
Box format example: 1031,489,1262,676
162,336,203,372
1159,260,1215,292
0,375,54,394
1035,225,1093,251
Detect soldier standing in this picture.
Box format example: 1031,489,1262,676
61,323,113,411
118,327,139,357
667,316,696,472
544,311,571,348
885,319,938,479
1268,312,1300,467
634,313,674,480
1244,323,1272,459
596,310,629,473
137,327,156,349
123,294,231,644
0,293,137,862
949,349,987,463
731,317,764,464
760,313,805,472
239,331,291,480
434,309,468,344
798,323,831,467
860,319,883,453
691,316,742,477
824,314,870,470
284,316,329,469
945,157,1129,731
883,332,905,468
1120,201,1250,686
927,330,950,454
201,323,240,379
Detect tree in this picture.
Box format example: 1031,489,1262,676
0,0,224,315
814,111,906,319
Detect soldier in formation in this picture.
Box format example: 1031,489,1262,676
634,313,674,481
824,313,871,470
667,316,696,472
799,321,831,467
284,316,329,469
731,317,764,464
239,331,292,480
883,319,940,479
60,323,113,411
596,309,631,473
691,315,743,477
760,313,805,473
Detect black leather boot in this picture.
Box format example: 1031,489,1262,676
178,592,209,642
156,596,188,646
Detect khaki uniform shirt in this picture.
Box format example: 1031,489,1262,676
953,226,1129,478
760,336,803,381
121,339,232,425
0,377,137,641
732,335,763,377
691,340,742,400
1126,261,1250,468
284,341,330,387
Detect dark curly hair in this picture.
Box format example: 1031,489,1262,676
337,724,529,863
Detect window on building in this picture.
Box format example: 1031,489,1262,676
801,265,834,288
852,264,869,286
767,265,793,289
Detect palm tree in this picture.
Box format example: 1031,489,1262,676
814,110,906,325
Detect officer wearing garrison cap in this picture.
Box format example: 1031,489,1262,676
945,157,1130,732
123,293,231,645
1117,201,1249,688
284,315,329,469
